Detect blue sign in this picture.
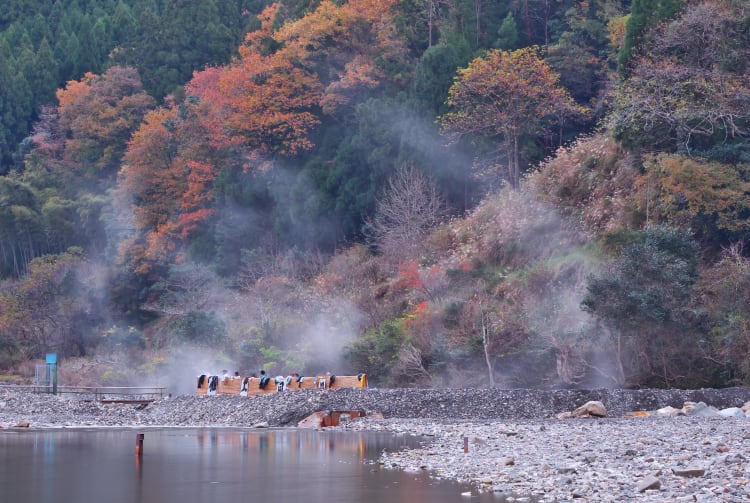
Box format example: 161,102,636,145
46,353,57,364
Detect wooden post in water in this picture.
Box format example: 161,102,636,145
135,433,144,457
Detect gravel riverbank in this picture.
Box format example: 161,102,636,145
3,386,750,501
339,416,750,502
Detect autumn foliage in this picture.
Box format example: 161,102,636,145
56,67,155,175
120,0,410,272
184,0,407,159
120,104,220,273
7,0,750,391
441,46,584,188
635,154,750,243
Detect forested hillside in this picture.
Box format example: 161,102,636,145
1,0,749,392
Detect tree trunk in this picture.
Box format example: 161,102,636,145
523,0,531,40
475,0,482,47
481,310,496,387
428,0,434,47
510,131,520,189
615,331,626,386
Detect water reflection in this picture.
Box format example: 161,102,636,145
0,428,512,503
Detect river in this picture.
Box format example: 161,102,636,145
0,428,510,502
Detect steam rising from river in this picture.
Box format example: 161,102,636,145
57,111,621,394
450,186,621,389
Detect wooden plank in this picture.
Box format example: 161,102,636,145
218,377,242,394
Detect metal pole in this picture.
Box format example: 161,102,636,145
135,434,144,457
51,363,57,395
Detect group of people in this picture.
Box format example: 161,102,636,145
202,369,337,396
246,369,336,391
220,369,239,383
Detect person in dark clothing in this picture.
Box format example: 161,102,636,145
259,369,270,389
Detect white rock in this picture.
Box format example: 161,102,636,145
682,402,721,417
655,406,680,416
718,407,745,418
636,475,661,492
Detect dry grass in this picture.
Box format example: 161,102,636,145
528,134,640,234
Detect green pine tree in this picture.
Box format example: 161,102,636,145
494,12,519,50
29,37,59,105
618,0,683,76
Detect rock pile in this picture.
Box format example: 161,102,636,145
639,400,750,418
556,399,750,419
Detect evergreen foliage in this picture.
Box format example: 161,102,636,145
0,0,259,170
582,225,700,386
617,0,683,75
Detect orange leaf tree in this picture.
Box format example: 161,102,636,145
440,46,583,188
185,0,407,161
56,66,155,177
121,0,411,273
275,0,407,114
119,103,221,274
186,3,321,162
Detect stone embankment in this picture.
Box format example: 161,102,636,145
3,387,750,427
3,386,750,501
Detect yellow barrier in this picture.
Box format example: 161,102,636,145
196,373,367,396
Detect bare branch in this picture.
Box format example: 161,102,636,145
367,164,447,261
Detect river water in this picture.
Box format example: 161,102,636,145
0,428,508,503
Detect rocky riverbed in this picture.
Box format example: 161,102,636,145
339,417,750,502
3,386,750,501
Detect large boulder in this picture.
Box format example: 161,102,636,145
673,467,706,478
298,411,327,428
572,401,607,418
682,401,721,417
718,407,745,418
636,475,661,492
654,406,680,417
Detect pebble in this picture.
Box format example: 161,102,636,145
338,416,750,501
